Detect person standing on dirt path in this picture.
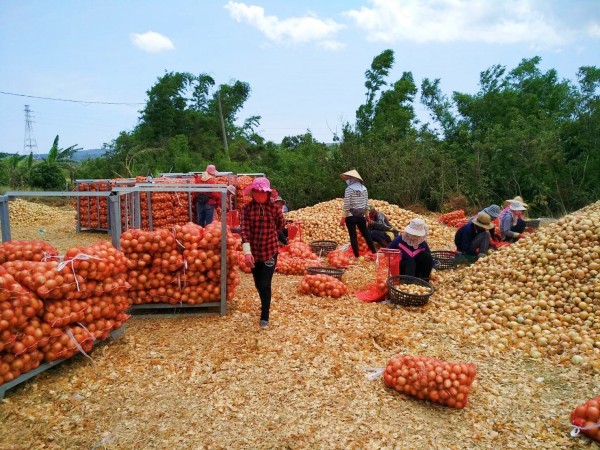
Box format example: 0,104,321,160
339,170,377,260
240,177,285,328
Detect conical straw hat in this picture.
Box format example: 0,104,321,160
340,169,363,183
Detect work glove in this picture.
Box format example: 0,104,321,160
242,243,255,268
340,217,346,227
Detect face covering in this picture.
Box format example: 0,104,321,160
345,179,353,186
252,191,269,204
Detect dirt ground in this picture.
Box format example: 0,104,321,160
1,273,599,449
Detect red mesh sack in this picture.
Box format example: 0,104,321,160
383,354,477,409
3,260,84,300
328,250,350,268
300,274,347,298
570,397,600,442
0,239,59,264
63,241,129,279
276,253,320,275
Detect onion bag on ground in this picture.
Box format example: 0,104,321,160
300,274,348,298
280,242,318,260
328,250,351,268
276,253,320,275
570,397,600,442
383,354,477,409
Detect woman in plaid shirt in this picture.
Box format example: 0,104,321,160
240,177,285,328
339,170,377,259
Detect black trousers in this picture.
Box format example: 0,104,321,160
345,216,376,257
400,251,433,281
370,230,392,247
251,254,278,322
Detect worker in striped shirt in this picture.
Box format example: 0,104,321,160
339,170,377,259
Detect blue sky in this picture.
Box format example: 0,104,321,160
1,0,598,154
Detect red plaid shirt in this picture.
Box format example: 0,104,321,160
240,200,285,262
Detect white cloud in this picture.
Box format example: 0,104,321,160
342,0,582,48
317,40,346,51
130,31,175,53
588,22,600,38
224,1,345,48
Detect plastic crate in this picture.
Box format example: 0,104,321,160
431,250,459,270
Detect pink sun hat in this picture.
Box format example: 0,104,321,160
243,177,273,196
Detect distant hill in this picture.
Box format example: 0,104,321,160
30,149,107,161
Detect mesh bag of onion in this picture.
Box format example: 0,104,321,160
570,396,600,442
374,354,477,409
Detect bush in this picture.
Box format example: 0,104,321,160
29,164,66,190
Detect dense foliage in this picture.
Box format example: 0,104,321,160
2,56,598,215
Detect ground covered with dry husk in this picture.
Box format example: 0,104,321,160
0,199,599,449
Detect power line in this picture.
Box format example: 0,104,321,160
0,90,144,106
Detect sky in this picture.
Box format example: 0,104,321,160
0,0,598,154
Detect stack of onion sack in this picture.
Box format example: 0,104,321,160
235,175,254,209
138,188,190,230
438,210,468,228
0,239,131,382
73,181,110,229
383,355,477,409
124,222,240,305
230,235,251,274
277,242,320,275
0,266,45,385
122,228,183,304
62,241,131,340
570,397,600,442
177,221,240,303
300,274,348,298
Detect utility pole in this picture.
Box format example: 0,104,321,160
217,91,230,162
23,105,38,154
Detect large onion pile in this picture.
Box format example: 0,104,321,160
440,201,600,371
286,199,455,250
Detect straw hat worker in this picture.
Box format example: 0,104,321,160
388,218,433,281
340,170,377,259
454,212,493,258
499,199,527,242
